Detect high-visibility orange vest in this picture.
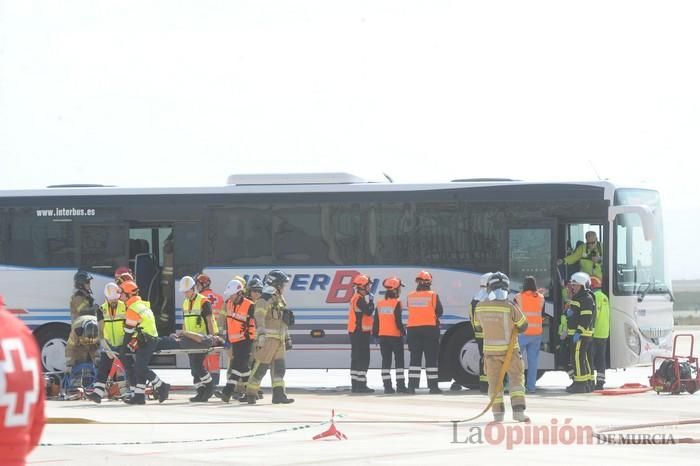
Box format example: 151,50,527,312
226,298,256,343
515,291,545,336
406,290,437,327
376,298,401,337
347,294,373,333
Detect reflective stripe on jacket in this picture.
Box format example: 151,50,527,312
375,298,401,337
125,297,158,338
407,290,437,327
100,301,127,347
473,299,527,355
514,291,545,336
226,297,256,343
348,294,373,333
183,293,218,335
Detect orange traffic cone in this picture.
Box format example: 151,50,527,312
312,410,348,440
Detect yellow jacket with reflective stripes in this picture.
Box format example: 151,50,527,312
100,300,127,347
473,299,528,355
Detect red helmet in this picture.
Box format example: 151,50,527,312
119,280,139,297
382,277,403,291
352,274,371,288
195,273,211,290
416,270,432,282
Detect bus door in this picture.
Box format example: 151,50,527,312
507,222,556,371
129,225,173,334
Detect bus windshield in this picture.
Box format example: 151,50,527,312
613,188,668,296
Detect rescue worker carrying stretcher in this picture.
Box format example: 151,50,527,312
179,276,218,402
565,272,596,394
406,271,443,394
245,270,295,404
473,272,530,423
372,277,407,394
119,280,168,405
195,273,224,386
347,274,375,393
220,279,256,402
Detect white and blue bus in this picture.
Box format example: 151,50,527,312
0,173,673,387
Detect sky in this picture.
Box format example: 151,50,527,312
0,1,699,278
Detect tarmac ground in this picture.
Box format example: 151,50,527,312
30,328,700,465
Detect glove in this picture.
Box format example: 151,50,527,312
572,332,581,344
285,337,293,351
565,308,574,318
255,335,266,351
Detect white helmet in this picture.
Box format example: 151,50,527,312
479,272,493,288
179,276,196,292
570,272,591,288
104,282,121,301
223,279,245,301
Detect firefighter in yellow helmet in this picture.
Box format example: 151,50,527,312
473,272,530,423
179,276,218,402
245,270,295,404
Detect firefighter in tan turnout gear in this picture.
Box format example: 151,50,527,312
245,270,295,405
473,272,530,423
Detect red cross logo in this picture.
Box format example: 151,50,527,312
0,338,40,427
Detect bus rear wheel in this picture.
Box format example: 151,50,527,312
442,324,480,389
34,323,70,373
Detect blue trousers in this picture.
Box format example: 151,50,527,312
518,333,542,391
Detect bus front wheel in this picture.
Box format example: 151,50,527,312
34,323,70,373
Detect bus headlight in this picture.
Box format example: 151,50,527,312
624,323,641,355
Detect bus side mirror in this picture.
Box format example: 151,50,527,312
608,205,656,241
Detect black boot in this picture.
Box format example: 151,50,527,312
565,382,588,394
156,382,170,403
221,384,235,403
351,379,358,393
595,380,605,391
124,393,145,405
189,386,205,402
407,380,417,395
87,392,102,404
257,389,264,400
238,393,256,404
428,380,443,394
450,382,462,391
272,386,295,404
383,382,395,394
396,380,408,393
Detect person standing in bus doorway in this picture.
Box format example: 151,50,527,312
513,276,545,394
406,271,443,394
245,270,295,404
159,233,174,326
0,295,46,466
118,281,167,405
557,231,603,280
179,276,218,402
195,273,224,386
473,272,530,423
565,272,596,394
589,276,610,390
373,277,407,394
347,274,375,393
220,279,256,402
